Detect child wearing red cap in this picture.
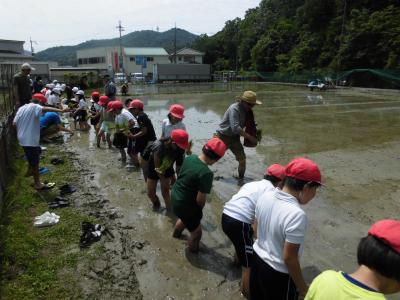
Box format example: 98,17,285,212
305,219,400,300
221,163,285,298
250,157,322,300
127,99,157,178
108,100,137,163
142,129,189,211
172,137,227,253
97,95,113,148
89,91,101,135
161,104,186,138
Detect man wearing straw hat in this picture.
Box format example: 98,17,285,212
216,90,261,180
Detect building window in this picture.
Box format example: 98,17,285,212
78,57,105,65
178,57,182,61
146,57,154,62
130,57,135,62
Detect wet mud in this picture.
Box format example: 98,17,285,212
66,84,399,299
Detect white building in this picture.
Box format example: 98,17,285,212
175,48,204,64
77,47,170,77
0,39,57,80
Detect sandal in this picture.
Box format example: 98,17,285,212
35,182,55,190
59,184,76,195
50,158,65,165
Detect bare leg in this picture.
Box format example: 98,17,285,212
119,148,127,162
238,159,246,179
173,218,185,238
140,158,149,182
241,267,251,299
160,177,171,211
188,225,202,253
147,179,161,209
106,133,112,148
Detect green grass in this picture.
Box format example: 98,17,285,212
0,145,100,299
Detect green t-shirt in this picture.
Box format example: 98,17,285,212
13,72,32,104
172,155,213,217
305,270,386,300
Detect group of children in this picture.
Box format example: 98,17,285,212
15,85,400,300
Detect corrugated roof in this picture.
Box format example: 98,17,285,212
176,47,204,56
124,47,168,56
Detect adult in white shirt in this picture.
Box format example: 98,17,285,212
222,164,285,298
161,104,186,138
250,157,323,300
13,94,69,190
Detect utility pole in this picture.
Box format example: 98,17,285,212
173,23,177,64
29,37,37,56
116,20,125,72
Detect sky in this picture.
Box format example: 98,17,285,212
0,0,260,52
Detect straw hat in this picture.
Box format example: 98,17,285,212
239,91,262,105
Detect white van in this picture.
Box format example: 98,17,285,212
130,73,145,82
114,73,127,84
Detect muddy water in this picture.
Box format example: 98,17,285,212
69,84,400,299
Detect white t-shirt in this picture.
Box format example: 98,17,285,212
115,108,137,127
78,99,87,109
161,118,186,138
253,188,308,273
47,94,60,106
13,103,43,147
45,89,51,100
223,179,275,224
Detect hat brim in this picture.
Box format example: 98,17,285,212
239,97,262,105
176,141,189,150
170,112,184,119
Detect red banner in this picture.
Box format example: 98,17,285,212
114,52,119,72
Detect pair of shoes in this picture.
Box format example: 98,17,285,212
34,211,60,227
35,182,55,190
50,158,64,165
39,167,50,174
59,184,76,196
48,197,70,209
80,222,106,248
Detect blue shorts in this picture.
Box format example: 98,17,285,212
23,146,41,167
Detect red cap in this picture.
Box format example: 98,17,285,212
204,138,227,158
169,104,185,119
368,220,400,254
91,91,100,98
171,129,189,150
285,157,322,184
108,100,123,112
98,95,109,106
32,93,47,104
129,99,144,110
265,164,285,180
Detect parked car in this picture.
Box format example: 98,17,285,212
114,73,127,84
130,73,145,83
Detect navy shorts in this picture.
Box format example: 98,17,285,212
250,252,298,300
23,146,41,167
174,209,203,232
221,213,254,267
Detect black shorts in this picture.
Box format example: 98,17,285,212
147,166,174,181
250,252,298,300
75,110,87,121
174,209,203,232
23,146,41,167
113,132,128,149
221,213,254,267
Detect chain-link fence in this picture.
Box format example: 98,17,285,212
0,63,18,214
